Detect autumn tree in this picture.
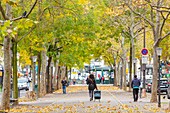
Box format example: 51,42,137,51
124,0,170,103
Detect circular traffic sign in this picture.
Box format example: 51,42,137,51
141,48,148,55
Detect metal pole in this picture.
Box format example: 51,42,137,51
143,64,146,89
158,55,161,107
142,22,146,91
140,59,142,98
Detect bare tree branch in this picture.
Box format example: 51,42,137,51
10,0,38,21
0,1,9,20
126,3,154,27
160,12,170,37
18,26,36,42
154,32,170,47
152,5,170,10
152,7,170,13
134,29,151,39
161,32,170,40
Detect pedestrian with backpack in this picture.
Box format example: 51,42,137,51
131,75,141,102
86,74,98,101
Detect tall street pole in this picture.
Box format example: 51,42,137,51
156,47,162,107
142,23,146,97
158,55,161,107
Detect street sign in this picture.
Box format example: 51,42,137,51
141,48,148,55
142,55,148,64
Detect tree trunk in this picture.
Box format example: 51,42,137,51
0,36,12,111
65,66,68,81
123,52,127,91
46,60,49,93
114,61,117,86
61,66,66,79
46,57,52,93
49,57,52,93
150,1,161,102
57,66,61,90
53,60,57,90
117,64,120,86
0,4,12,111
150,47,158,102
40,50,46,96
12,39,19,104
37,52,41,97
129,44,132,92
32,58,35,91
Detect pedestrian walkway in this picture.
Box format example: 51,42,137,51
9,85,170,113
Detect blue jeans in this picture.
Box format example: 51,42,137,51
62,86,66,94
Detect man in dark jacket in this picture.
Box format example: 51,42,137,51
61,77,67,94
131,75,141,102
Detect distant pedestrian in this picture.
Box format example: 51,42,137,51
101,76,105,84
131,75,141,102
73,77,76,85
61,77,68,94
86,74,98,101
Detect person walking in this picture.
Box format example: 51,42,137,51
61,77,68,94
86,74,98,101
131,75,141,102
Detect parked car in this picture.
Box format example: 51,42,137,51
146,78,169,94
146,82,152,92
18,78,29,91
159,78,169,94
146,79,152,92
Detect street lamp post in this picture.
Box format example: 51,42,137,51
156,47,162,107
32,56,37,92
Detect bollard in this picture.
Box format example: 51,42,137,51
142,88,147,98
140,88,142,98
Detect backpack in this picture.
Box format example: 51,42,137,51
89,83,95,90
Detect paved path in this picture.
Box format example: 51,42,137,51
10,85,170,113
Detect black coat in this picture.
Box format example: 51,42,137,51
86,78,97,90
61,80,67,86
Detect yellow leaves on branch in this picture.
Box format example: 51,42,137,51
19,49,31,65
105,6,128,16
78,0,90,5
1,0,19,7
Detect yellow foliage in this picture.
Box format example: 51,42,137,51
19,49,31,65
78,0,89,4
